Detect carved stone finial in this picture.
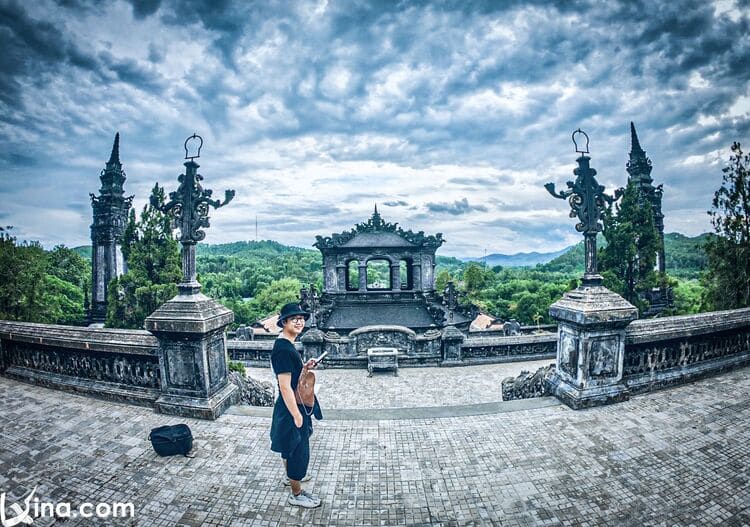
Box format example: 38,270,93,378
630,121,644,156
108,132,120,165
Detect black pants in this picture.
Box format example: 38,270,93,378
284,415,310,481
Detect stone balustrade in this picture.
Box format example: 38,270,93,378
0,320,159,406
3,306,750,412
622,307,750,393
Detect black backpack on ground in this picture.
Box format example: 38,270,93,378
148,424,194,457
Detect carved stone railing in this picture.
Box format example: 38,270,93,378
227,339,279,364
622,307,750,393
0,320,160,406
461,333,557,363
226,329,557,367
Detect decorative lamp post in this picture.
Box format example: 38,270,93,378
545,129,622,286
308,284,320,328
439,280,465,364
299,283,320,328
152,134,234,296
144,134,238,420
544,129,637,410
300,282,325,360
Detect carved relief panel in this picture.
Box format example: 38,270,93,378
559,329,579,378
589,336,620,378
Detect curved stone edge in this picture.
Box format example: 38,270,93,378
224,396,562,420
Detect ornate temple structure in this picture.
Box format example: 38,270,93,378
285,208,478,367
88,133,133,325
312,207,475,333
626,122,672,315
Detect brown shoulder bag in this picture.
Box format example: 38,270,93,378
295,368,315,410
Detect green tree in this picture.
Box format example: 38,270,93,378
462,262,493,296
0,228,48,322
435,269,452,293
0,229,87,325
106,184,181,329
41,274,85,325
250,277,302,317
702,141,750,310
600,180,660,311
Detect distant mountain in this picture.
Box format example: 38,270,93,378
464,246,573,268
664,232,709,279
195,240,314,258
539,232,710,279
73,246,91,259
71,233,711,279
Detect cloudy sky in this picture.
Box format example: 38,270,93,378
1,0,749,257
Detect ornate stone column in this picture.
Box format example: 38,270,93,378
144,134,238,420
390,262,401,291
300,327,325,362
412,261,422,291
89,133,133,325
545,130,637,409
336,263,346,292
358,262,367,291
441,324,465,365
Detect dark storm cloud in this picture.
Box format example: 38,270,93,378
99,52,165,92
125,0,162,19
0,0,169,116
426,198,488,216
1,0,749,251
0,1,98,106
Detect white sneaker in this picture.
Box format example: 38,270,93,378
288,490,321,508
283,473,312,485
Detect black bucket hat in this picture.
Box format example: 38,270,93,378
277,303,310,327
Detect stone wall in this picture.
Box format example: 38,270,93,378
0,320,160,406
461,333,557,363
622,307,750,393
226,329,557,367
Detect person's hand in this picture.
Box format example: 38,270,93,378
304,358,318,370
294,412,303,428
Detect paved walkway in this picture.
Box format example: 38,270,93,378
1,366,749,526
246,359,555,409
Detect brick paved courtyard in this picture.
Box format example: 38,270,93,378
1,364,749,526
247,359,554,408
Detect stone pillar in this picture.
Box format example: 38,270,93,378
441,325,465,365
301,327,325,362
547,285,638,409
390,262,401,291
336,264,346,292
358,263,367,291
145,293,238,420
412,261,422,291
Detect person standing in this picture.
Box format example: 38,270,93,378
269,303,323,508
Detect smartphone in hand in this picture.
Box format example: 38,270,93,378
314,351,328,364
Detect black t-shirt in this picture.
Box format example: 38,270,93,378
271,337,302,392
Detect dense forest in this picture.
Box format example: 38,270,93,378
0,228,714,329
165,232,710,327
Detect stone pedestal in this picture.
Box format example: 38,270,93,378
301,327,325,362
145,292,238,420
547,284,638,409
441,325,465,365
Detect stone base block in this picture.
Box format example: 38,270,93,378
549,374,630,409
155,382,239,420
440,359,464,367
4,366,160,407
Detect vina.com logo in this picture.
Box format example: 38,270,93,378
0,486,135,526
